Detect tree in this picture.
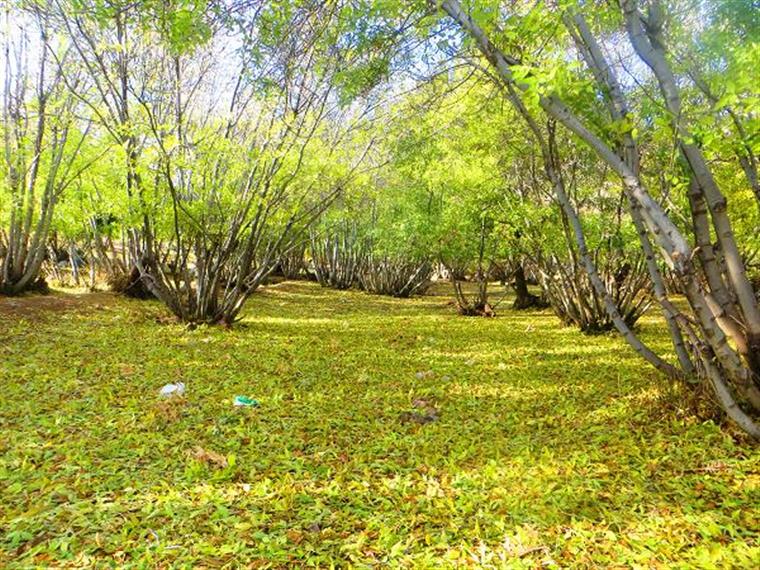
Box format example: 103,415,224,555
431,0,760,437
1,1,92,294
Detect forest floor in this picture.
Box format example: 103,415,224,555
1,281,758,568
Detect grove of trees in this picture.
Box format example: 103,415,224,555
2,0,759,438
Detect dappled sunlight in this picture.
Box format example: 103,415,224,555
3,0,758,564
1,282,758,567
242,316,340,327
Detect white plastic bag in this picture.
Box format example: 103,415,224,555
159,382,186,397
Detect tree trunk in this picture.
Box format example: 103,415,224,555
511,264,544,309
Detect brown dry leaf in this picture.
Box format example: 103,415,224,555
154,313,178,325
189,446,228,468
410,398,440,421
399,410,438,424
153,399,187,423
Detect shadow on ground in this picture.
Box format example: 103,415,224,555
0,281,757,568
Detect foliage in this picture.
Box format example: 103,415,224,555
2,0,760,565
1,283,759,567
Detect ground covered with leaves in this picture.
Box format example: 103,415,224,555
1,282,758,568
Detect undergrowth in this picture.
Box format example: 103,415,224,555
0,282,757,568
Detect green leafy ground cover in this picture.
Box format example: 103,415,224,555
1,282,758,568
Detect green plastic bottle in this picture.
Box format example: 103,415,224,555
233,395,260,407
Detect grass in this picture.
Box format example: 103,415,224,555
0,281,758,568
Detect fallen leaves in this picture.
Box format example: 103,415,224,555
153,398,188,423
188,446,228,468
1,281,758,568
399,398,441,424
